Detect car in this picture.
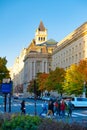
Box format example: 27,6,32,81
41,96,51,101
41,96,56,102
66,97,87,108
13,95,19,99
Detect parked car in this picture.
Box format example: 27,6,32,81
41,96,56,102
65,97,87,108
41,96,51,101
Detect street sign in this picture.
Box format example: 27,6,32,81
3,78,11,83
1,82,12,93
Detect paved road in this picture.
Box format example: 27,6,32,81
0,98,87,125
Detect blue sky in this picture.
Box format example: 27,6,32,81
0,0,87,67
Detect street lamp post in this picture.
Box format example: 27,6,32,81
34,79,37,116
83,81,86,98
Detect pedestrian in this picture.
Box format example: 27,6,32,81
54,100,59,115
57,99,61,116
21,100,26,114
54,99,61,116
40,100,47,116
60,99,66,118
47,100,54,116
67,99,73,117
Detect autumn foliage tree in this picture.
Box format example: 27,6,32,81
63,59,87,96
37,73,49,95
27,80,35,93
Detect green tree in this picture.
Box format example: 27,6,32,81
0,57,10,83
45,67,65,96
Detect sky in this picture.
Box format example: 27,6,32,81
0,0,87,68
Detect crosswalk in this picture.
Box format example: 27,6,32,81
66,111,87,117
0,102,87,118
41,111,87,118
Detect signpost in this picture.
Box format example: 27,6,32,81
1,78,12,112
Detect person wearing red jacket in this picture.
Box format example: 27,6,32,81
60,99,66,117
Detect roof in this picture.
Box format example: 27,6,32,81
38,39,57,46
38,21,45,31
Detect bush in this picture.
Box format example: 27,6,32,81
0,113,87,130
2,114,41,130
38,118,87,130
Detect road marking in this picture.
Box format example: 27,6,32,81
73,112,87,117
65,113,78,117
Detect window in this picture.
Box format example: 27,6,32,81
72,98,75,101
77,98,82,101
43,37,45,41
38,37,40,41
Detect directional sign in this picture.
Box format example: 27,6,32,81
3,78,11,83
1,82,12,93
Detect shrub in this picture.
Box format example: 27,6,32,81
0,113,87,130
38,118,87,130
2,114,41,130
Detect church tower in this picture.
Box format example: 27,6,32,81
35,21,47,45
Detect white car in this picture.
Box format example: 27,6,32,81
69,97,87,108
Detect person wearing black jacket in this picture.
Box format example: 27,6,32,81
21,100,26,114
47,100,54,116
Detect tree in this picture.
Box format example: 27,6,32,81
0,57,10,83
27,78,41,97
63,64,81,95
27,80,34,93
45,67,65,96
63,59,87,96
37,72,49,95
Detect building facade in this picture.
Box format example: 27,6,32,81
10,48,27,93
10,21,57,95
52,22,87,70
10,21,87,96
23,22,57,94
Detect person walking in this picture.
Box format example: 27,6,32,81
40,100,47,116
67,99,73,117
21,100,26,114
60,99,66,118
54,99,61,116
54,100,58,115
47,100,54,116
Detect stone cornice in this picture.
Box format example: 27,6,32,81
24,53,52,61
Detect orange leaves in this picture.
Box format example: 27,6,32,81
77,59,87,82
37,73,49,91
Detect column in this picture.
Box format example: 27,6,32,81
42,61,45,72
45,61,48,73
34,61,36,78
